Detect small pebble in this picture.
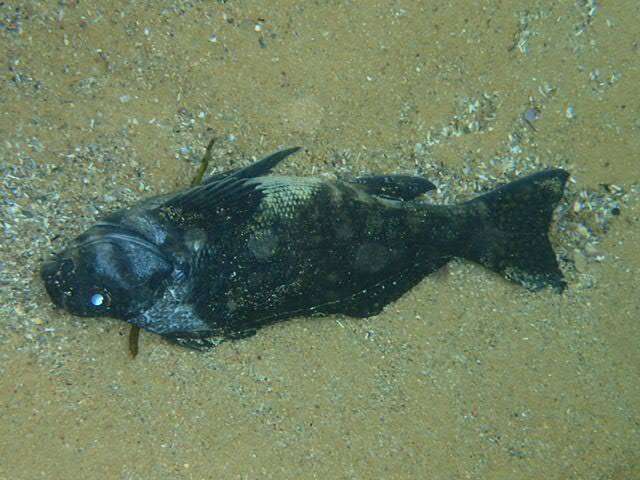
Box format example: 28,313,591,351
565,105,576,119
575,224,590,238
573,250,587,271
524,108,539,122
584,243,600,257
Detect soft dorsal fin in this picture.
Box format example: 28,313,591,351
350,174,435,201
162,147,301,213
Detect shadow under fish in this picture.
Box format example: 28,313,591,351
42,147,569,350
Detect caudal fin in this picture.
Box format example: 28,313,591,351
462,169,569,292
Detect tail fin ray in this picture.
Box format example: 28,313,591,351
462,170,569,292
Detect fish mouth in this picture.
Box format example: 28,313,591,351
41,256,74,309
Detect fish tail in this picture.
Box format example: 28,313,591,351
461,169,569,292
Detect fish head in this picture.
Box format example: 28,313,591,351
42,224,173,321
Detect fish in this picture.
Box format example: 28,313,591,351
42,147,569,349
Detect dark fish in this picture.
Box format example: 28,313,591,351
42,148,569,349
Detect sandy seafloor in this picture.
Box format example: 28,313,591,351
1,1,639,478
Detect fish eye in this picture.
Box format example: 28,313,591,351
89,289,111,308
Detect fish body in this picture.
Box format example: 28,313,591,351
42,148,569,348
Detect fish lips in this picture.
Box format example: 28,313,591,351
41,255,74,309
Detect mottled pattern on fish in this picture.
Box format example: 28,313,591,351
42,148,569,349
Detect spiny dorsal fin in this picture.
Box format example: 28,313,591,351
162,147,302,213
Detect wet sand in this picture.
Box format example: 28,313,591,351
1,1,639,478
